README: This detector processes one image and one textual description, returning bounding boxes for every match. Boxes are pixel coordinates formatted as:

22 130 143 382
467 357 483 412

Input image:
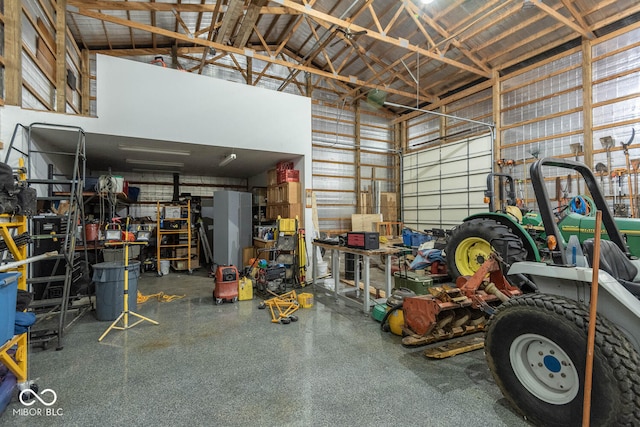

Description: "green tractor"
445 170 640 280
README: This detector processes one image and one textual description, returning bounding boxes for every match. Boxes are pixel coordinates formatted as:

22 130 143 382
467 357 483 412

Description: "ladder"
5 123 90 350
197 219 213 265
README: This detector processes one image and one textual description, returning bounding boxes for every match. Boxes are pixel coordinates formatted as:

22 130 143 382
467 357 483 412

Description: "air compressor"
213 265 239 305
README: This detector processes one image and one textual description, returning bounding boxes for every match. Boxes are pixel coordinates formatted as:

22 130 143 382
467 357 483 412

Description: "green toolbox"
393 271 434 295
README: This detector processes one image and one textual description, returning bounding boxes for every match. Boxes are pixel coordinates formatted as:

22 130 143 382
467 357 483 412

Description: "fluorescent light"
119 145 190 156
131 168 182 174
219 153 236 167
126 159 184 168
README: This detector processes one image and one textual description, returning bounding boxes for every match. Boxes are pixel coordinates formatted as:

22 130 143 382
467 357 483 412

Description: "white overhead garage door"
402 134 492 231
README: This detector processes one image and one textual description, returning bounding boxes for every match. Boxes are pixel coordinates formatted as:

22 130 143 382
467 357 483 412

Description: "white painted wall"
0 54 315 271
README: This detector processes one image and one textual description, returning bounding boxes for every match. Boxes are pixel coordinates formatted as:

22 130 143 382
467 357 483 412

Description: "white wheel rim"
509 333 579 405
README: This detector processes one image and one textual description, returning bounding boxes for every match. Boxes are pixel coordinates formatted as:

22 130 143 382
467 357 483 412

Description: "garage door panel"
402 134 492 230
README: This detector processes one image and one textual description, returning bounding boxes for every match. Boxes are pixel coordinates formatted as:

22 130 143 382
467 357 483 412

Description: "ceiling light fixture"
522 0 536 10
420 0 434 4
125 159 184 168
118 145 190 156
219 153 237 167
131 168 182 174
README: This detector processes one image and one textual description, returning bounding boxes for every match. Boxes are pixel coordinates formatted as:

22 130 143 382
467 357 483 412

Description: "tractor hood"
559 213 640 257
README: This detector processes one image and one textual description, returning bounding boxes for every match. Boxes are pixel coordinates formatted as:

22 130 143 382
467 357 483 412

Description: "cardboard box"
243 247 255 266
267 169 278 187
276 182 301 203
253 238 276 259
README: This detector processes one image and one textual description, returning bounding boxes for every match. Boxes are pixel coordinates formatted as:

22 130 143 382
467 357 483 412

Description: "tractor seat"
583 238 640 297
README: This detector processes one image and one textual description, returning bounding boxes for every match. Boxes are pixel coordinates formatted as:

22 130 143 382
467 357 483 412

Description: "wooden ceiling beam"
404 1 489 73
215 0 244 45
338 51 416 102
72 7 429 102
253 25 272 56
470 3 563 54
233 0 268 48
275 0 489 77
194 0 206 33
484 20 565 65
440 0 501 36
197 0 222 74
560 0 595 38
532 0 593 39
151 0 156 48
304 16 336 76
68 0 220 13
453 3 521 51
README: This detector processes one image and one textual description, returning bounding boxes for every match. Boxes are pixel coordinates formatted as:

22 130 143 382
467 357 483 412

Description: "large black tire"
445 218 528 280
485 294 640 427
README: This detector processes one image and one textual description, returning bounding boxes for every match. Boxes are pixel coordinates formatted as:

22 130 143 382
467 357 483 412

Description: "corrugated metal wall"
591 26 640 216
311 100 396 234
17 0 82 113
499 48 584 209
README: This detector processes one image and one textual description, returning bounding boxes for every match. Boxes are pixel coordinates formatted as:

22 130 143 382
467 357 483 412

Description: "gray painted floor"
1 268 530 426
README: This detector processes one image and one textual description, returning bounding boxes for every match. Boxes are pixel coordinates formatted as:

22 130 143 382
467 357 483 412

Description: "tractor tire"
445 218 528 280
485 293 640 427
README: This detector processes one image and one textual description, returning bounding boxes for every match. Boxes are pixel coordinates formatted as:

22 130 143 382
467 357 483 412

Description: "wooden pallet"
423 336 485 359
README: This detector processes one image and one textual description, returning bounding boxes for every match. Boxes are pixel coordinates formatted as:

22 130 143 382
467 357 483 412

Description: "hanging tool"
570 143 583 194
600 135 615 198
621 129 636 217
595 162 608 195
632 158 640 218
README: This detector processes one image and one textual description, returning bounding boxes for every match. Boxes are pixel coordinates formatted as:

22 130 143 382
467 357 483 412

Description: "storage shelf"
156 201 199 273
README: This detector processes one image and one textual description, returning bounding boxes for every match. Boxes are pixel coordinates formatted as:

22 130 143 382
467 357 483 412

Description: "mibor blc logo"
13 388 63 417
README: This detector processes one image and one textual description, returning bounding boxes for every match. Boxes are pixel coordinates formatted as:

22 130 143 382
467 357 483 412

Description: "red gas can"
213 265 239 305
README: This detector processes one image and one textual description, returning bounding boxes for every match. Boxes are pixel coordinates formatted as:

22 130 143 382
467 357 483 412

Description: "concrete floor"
1 267 530 426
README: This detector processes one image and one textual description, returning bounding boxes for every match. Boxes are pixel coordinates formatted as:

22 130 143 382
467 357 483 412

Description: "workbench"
311 241 402 313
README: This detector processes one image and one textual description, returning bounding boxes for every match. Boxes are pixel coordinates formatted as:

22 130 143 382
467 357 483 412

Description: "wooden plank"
380 192 397 221
55 0 67 113
340 279 387 299
424 336 485 359
36 37 56 80
5 0 22 106
351 213 382 232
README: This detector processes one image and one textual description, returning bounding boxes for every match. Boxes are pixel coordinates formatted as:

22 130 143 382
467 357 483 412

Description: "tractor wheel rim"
455 237 492 276
509 333 579 405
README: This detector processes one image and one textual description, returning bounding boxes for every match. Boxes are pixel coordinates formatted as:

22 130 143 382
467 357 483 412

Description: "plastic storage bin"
92 261 140 321
0 272 21 345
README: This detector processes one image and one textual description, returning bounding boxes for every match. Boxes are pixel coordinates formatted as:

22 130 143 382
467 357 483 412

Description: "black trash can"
92 261 140 321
